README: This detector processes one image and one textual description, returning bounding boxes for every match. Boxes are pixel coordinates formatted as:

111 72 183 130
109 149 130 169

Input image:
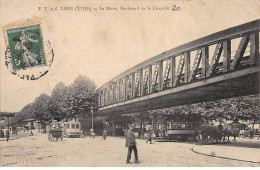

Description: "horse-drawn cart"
48 120 63 142
48 128 63 141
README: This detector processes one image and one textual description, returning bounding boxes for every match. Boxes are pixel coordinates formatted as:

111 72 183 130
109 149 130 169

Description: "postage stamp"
5 24 46 70
4 23 54 80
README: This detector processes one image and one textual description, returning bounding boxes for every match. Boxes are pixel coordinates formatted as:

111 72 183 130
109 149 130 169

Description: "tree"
48 76 96 120
65 75 96 118
32 93 51 121
15 103 35 125
49 82 68 121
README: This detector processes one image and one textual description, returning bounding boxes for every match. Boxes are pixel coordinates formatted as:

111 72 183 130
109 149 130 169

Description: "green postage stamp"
5 24 46 70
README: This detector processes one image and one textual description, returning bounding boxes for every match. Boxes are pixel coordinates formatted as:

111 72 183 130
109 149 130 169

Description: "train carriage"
166 121 202 140
63 120 81 138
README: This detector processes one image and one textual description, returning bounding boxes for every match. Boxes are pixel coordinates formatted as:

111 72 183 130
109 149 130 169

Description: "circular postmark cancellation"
4 23 54 80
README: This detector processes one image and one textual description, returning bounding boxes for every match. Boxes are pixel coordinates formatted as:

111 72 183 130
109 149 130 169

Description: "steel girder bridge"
95 20 260 115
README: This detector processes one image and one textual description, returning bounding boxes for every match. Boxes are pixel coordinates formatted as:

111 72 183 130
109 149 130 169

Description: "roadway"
0 132 259 167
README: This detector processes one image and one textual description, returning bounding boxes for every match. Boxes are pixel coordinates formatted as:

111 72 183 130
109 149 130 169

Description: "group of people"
87 128 108 140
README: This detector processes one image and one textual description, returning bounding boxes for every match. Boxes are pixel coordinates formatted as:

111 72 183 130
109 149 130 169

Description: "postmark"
4 23 54 80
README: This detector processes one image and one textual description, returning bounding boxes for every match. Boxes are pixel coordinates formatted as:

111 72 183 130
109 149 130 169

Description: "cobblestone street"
0 132 259 167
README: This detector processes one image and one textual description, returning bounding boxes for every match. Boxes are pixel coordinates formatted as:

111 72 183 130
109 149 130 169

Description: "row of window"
64 124 80 129
168 123 201 129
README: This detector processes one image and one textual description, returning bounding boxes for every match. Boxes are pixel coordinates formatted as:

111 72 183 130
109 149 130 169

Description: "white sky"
0 0 259 112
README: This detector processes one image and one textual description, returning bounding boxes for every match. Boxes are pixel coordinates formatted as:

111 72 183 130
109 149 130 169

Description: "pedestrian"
250 128 254 139
90 128 95 138
80 129 84 138
125 125 140 164
6 129 9 142
124 127 128 136
103 129 107 140
141 128 145 140
146 126 153 144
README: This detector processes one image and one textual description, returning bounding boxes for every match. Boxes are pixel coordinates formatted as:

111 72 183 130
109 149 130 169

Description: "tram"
63 120 81 138
166 121 202 140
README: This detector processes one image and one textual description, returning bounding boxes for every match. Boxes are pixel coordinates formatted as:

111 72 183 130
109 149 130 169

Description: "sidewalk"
0 131 30 141
192 138 260 164
0 135 19 141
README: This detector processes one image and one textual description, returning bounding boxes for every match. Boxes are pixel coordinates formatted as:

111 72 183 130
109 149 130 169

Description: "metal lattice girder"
111 83 114 104
119 79 123 101
126 75 131 100
107 86 111 105
188 49 202 82
173 54 185 86
143 68 149 95
103 90 105 106
206 43 223 77
152 64 159 92
98 92 101 107
201 46 209 78
223 39 231 72
184 51 191 83
135 72 140 97
100 91 103 107
250 32 259 65
131 73 135 98
230 36 250 70
148 65 153 93
163 59 171 89
124 77 127 101
122 79 125 101
139 69 143 96
106 88 109 105
102 91 105 106
104 88 107 106
116 82 119 102
158 60 163 91
114 83 117 103
110 85 112 104
170 57 176 87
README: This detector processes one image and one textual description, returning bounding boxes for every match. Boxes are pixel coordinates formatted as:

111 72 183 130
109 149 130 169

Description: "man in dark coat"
125 125 139 164
6 129 10 142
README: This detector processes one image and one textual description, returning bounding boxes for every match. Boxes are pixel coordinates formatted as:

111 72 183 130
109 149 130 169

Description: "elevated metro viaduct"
95 20 260 115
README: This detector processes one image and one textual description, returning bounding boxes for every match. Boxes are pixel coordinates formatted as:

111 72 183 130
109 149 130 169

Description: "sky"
0 0 259 112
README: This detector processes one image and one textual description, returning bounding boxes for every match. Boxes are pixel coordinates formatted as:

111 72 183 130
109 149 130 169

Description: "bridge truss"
96 20 260 114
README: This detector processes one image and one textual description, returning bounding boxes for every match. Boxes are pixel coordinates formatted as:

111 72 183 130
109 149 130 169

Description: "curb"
191 147 260 164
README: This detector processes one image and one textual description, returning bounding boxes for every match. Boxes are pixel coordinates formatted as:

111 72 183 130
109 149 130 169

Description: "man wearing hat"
125 125 140 164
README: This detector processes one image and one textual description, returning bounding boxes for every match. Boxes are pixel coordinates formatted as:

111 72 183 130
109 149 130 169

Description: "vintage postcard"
0 0 259 167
